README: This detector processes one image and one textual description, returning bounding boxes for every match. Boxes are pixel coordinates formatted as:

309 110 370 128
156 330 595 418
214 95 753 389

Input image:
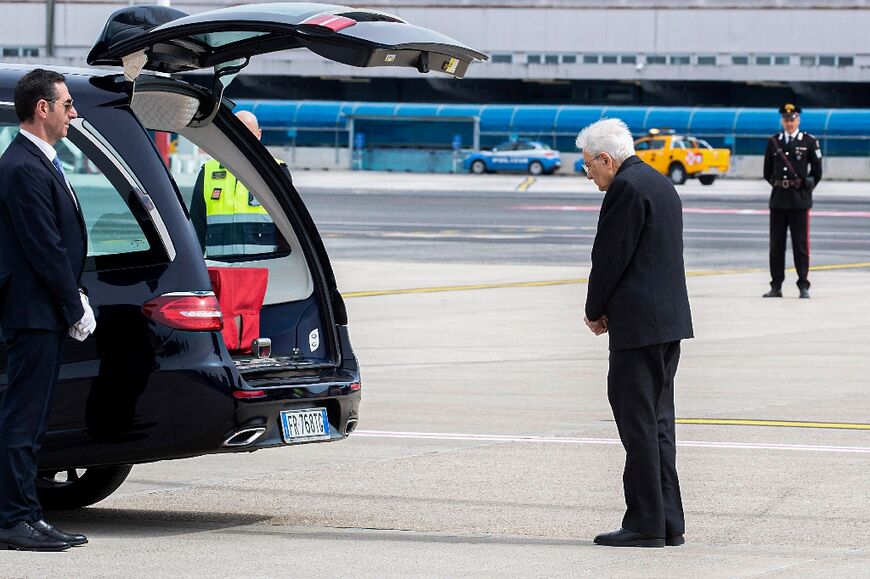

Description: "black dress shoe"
666 534 685 546
799 288 810 299
0 521 70 551
763 288 783 298
593 528 664 548
33 519 88 546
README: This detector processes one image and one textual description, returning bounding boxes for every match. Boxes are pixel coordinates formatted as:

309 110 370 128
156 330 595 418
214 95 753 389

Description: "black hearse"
0 3 485 509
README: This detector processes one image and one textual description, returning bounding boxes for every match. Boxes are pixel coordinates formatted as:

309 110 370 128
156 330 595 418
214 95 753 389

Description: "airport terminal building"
2 0 868 107
1 0 868 175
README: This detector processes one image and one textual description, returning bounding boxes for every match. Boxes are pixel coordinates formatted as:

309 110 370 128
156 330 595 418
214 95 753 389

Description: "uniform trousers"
0 329 65 527
769 208 810 290
608 341 684 538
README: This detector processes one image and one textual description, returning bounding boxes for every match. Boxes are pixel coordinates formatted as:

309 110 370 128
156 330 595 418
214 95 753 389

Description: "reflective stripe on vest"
201 158 278 257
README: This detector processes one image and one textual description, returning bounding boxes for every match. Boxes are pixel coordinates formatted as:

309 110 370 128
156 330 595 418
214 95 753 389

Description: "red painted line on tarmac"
810 210 870 218
510 205 870 218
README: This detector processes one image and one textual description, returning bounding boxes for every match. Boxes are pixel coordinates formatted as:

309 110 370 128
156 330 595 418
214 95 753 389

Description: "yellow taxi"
634 129 731 185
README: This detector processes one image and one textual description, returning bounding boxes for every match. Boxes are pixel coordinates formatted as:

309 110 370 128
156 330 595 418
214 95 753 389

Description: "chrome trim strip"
69 117 177 261
160 291 216 297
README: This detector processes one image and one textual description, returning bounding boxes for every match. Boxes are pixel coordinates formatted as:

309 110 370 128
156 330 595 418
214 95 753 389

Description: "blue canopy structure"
236 100 870 156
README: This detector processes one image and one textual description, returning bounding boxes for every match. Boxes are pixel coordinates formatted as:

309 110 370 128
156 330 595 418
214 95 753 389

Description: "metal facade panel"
733 109 777 135
826 110 870 136
512 107 558 132
554 108 605 133
645 109 692 133
479 106 515 132
688 109 738 134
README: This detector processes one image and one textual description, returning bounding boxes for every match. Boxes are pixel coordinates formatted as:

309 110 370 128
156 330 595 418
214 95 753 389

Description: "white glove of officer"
69 291 97 341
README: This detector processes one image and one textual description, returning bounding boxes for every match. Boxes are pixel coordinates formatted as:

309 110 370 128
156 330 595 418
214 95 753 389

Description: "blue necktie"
51 156 78 208
51 155 68 184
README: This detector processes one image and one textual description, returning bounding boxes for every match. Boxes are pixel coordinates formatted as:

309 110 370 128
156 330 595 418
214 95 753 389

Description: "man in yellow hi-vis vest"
190 110 287 258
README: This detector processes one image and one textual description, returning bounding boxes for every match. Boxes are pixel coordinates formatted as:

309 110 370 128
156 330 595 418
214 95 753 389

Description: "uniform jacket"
585 156 694 351
763 131 823 210
0 133 87 330
190 159 288 255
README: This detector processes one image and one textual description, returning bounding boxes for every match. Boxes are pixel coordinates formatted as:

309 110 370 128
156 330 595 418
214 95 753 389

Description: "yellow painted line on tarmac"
686 266 765 277
343 277 588 298
685 261 870 279
517 176 536 192
342 261 870 299
809 261 870 271
678 418 870 430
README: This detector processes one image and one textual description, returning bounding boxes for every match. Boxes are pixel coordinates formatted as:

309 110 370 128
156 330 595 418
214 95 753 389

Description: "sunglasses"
46 98 74 112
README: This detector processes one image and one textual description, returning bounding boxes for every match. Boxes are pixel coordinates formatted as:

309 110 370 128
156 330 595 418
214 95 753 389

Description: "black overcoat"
585 156 694 351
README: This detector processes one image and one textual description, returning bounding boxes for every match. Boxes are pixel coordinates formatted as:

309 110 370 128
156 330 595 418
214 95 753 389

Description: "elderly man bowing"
578 118 693 548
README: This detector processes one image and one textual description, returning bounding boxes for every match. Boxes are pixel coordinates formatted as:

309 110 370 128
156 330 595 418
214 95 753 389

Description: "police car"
464 139 561 175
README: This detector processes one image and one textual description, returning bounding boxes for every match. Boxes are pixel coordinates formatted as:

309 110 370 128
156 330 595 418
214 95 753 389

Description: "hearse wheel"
37 464 134 509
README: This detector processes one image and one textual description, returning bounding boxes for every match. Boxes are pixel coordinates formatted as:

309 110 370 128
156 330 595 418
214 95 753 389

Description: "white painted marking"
354 430 870 454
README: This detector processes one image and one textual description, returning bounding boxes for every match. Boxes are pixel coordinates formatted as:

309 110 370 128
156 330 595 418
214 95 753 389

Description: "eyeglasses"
46 98 74 112
588 153 607 168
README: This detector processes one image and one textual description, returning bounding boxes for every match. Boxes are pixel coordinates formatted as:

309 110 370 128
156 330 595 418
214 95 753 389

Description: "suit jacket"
585 156 693 351
763 131 823 210
0 133 87 331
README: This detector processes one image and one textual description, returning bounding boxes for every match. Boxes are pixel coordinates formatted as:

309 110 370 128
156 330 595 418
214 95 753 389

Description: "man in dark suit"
0 69 94 551
762 103 823 299
577 118 694 548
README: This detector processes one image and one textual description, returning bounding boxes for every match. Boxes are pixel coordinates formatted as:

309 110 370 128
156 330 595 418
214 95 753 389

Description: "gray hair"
575 118 635 163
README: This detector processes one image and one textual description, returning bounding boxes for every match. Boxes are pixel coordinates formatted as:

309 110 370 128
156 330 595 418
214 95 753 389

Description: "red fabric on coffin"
207 267 268 353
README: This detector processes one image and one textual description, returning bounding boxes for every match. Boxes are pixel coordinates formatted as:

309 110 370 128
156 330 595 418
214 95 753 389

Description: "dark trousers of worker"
0 329 65 528
769 208 810 290
607 341 684 538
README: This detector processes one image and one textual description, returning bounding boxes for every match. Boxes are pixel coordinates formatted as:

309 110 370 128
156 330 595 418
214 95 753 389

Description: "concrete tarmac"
288 169 870 199
1 173 868 577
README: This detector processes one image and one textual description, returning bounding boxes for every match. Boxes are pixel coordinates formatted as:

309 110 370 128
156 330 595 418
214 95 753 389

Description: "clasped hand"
584 315 608 336
68 291 97 341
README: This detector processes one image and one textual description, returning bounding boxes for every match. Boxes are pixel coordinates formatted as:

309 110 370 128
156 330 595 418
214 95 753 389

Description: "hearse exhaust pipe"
222 427 267 447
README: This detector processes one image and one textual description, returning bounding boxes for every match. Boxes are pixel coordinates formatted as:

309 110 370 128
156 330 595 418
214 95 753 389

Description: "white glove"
69 292 97 341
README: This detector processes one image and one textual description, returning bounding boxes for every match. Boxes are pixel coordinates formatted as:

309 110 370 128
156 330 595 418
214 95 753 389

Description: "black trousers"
769 208 810 290
608 341 684 538
0 329 65 527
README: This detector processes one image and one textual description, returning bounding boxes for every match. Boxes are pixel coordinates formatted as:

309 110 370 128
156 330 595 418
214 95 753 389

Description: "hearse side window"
0 112 170 271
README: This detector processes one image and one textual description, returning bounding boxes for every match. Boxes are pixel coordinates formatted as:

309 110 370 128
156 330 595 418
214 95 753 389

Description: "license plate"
279 408 330 443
